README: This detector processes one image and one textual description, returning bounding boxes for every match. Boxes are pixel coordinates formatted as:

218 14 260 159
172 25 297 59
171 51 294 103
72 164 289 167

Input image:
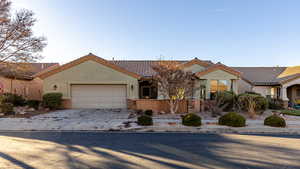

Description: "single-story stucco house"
37 53 300 111
0 63 59 100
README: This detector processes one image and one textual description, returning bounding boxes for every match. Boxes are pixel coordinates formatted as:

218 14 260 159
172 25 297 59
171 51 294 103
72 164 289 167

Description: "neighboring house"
37 53 300 110
234 66 300 106
0 63 59 100
37 53 238 110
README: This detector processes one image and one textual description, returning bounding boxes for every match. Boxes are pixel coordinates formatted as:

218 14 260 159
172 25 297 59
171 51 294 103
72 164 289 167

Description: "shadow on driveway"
0 132 299 169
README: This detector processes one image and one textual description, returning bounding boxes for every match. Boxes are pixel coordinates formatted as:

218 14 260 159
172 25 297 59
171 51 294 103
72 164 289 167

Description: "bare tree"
0 0 10 21
152 61 195 114
0 0 46 67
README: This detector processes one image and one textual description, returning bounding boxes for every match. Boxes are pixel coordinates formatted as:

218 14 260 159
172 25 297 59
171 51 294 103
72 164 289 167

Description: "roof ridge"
109 60 189 61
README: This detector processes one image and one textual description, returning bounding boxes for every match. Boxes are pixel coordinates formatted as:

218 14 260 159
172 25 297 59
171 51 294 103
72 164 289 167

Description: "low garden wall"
128 99 188 113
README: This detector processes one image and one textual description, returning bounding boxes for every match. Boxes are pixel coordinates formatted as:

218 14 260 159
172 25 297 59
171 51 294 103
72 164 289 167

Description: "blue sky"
13 0 300 66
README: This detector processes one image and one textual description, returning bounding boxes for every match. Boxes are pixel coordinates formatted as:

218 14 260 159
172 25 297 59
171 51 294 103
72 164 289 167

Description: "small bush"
137 115 153 126
237 93 268 114
218 112 246 127
182 113 201 126
26 100 41 110
42 92 63 110
216 91 236 111
268 98 284 110
0 93 25 106
264 115 286 127
144 109 153 116
0 103 14 115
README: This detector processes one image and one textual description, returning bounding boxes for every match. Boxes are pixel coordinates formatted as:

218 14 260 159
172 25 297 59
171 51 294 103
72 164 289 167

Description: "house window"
210 80 229 99
141 86 151 98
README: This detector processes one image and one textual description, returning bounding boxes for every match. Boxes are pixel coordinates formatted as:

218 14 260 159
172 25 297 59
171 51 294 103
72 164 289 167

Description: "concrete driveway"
0 132 299 169
0 109 135 130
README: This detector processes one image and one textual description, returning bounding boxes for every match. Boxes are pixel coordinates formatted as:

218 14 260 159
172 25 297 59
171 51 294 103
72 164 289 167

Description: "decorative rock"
27 108 35 112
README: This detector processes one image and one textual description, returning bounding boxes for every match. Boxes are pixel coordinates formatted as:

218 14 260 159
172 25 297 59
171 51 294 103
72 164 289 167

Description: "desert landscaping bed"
0 109 300 134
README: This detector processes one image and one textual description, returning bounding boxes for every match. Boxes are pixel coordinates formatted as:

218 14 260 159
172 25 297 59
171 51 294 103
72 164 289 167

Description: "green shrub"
268 98 284 110
264 115 286 127
182 113 201 126
218 112 246 127
137 115 153 126
0 93 25 106
144 110 153 116
216 91 236 111
0 103 14 115
42 92 63 110
26 100 41 110
237 93 268 113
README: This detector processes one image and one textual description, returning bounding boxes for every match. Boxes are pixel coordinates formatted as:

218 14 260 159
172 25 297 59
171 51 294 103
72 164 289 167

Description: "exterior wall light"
53 84 58 91
131 84 134 91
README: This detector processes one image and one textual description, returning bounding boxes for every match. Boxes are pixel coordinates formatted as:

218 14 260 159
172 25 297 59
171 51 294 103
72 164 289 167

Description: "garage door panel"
71 85 127 109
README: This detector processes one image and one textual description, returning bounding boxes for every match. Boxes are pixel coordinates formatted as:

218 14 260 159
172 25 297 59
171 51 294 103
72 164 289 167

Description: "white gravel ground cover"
0 109 139 131
1 109 300 133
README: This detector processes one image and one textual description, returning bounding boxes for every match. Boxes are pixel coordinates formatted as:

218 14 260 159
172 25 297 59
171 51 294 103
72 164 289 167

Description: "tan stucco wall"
0 76 43 100
237 79 253 94
252 86 272 97
43 60 139 99
200 70 239 99
183 64 205 73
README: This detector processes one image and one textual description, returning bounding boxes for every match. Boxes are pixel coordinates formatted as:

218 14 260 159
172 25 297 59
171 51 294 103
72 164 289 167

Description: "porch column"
281 86 289 108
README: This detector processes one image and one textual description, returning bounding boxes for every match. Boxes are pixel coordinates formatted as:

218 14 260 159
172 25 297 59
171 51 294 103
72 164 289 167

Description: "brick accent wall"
127 99 136 110
133 99 188 113
61 99 72 109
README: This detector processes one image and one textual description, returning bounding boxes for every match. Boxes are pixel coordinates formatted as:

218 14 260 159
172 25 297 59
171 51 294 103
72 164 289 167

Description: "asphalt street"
0 132 299 169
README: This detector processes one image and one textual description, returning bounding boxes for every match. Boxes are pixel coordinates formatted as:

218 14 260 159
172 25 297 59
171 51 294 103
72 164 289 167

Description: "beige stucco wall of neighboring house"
0 76 43 100
183 64 206 73
43 60 139 100
237 79 253 94
200 70 239 99
252 86 272 97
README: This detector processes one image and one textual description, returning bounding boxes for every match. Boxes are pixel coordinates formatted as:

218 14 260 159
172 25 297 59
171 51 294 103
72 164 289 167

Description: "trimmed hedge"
137 115 153 126
268 98 284 110
144 110 153 116
182 113 201 126
0 93 25 106
0 103 14 115
26 100 41 110
42 92 63 110
264 115 286 127
218 112 246 127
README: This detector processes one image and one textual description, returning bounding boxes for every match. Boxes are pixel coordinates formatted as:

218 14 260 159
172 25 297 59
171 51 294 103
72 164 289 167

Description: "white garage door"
71 85 127 109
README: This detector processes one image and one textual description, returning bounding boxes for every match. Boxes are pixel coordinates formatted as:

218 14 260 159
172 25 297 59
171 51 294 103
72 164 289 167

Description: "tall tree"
0 0 46 66
152 61 196 114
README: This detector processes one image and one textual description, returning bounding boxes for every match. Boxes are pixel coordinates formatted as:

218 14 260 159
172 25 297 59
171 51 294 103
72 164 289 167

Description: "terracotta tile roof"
110 60 215 77
0 62 59 80
110 61 300 86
